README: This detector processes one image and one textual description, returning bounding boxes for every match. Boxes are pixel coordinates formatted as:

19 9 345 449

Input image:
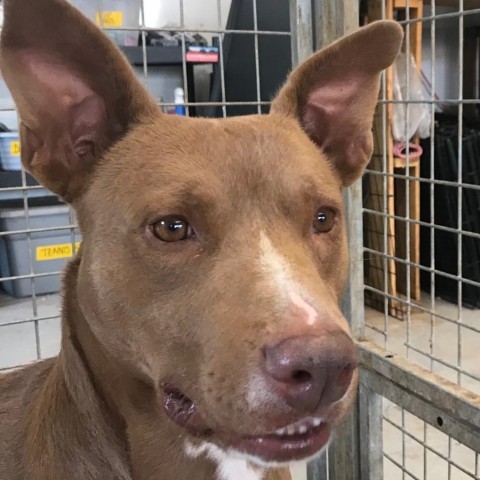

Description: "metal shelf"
119 46 184 66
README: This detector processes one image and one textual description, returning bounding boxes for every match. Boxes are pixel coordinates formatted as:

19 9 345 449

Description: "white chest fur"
185 442 264 480
215 456 263 480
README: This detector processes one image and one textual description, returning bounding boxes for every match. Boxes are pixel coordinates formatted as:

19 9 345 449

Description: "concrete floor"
366 297 480 395
0 292 61 368
0 291 478 479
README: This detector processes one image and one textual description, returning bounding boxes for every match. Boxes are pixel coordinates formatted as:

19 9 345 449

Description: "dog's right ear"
271 21 403 186
0 0 157 201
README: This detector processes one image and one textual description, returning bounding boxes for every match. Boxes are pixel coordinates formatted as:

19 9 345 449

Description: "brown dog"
0 0 402 479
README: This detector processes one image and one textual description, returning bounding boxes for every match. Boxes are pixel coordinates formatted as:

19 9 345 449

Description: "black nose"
263 333 358 412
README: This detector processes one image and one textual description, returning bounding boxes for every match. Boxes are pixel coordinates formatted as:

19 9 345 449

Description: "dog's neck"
49 259 281 480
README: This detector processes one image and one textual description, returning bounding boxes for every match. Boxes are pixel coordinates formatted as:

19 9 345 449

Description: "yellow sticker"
10 141 20 156
36 242 81 262
96 11 123 27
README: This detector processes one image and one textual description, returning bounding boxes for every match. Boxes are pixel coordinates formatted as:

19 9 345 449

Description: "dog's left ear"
271 21 403 186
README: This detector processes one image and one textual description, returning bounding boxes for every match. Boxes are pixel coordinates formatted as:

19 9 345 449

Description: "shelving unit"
121 45 219 118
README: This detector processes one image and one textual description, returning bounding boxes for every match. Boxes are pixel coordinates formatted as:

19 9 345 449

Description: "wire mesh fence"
1 1 479 479
383 401 480 480
359 1 480 479
363 0 480 394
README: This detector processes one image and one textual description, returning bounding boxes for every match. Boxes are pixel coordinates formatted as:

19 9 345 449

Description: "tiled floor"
0 292 478 479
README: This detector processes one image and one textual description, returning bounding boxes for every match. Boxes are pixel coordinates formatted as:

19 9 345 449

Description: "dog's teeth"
286 425 296 435
275 418 323 437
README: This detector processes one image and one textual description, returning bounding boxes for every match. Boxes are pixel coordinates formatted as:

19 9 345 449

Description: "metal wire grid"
383 401 480 480
360 2 480 479
0 0 289 372
1 3 477 480
363 0 480 394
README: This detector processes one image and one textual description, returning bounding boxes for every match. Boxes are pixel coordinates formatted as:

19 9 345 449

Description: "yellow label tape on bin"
36 242 81 262
10 141 20 156
96 11 123 27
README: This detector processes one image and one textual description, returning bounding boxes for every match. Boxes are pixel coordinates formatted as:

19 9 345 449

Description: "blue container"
0 132 21 171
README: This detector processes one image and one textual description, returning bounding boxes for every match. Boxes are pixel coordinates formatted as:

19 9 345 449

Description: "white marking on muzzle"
259 232 318 325
185 442 264 480
247 233 321 410
289 290 318 326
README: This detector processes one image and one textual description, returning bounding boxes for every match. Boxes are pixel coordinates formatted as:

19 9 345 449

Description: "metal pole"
290 0 314 66
307 1 368 480
289 2 316 479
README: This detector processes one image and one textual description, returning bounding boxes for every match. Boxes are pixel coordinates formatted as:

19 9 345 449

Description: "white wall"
144 0 232 35
421 6 480 106
421 7 460 104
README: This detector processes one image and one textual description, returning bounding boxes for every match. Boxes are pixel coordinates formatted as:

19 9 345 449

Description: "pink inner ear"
302 79 361 151
301 76 374 184
18 50 108 149
69 95 109 150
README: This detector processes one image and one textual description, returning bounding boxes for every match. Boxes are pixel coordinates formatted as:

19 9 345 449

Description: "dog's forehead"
96 113 342 211
131 113 329 162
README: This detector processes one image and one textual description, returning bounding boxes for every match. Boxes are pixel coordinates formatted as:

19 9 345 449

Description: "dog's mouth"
162 387 332 463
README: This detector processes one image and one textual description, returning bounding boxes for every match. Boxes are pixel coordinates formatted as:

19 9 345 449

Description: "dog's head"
0 0 402 470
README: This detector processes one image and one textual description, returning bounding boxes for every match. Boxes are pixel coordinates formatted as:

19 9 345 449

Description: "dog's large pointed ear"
271 21 403 186
0 0 158 201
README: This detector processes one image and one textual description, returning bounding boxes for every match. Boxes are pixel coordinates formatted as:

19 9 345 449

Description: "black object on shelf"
120 46 184 66
206 0 291 118
420 117 480 308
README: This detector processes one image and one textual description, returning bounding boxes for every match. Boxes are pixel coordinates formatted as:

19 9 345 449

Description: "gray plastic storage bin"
0 205 81 297
0 132 21 170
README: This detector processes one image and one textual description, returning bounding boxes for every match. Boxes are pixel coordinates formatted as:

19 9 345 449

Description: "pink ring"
393 142 423 159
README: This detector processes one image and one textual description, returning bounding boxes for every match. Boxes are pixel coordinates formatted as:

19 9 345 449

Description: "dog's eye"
152 217 194 242
313 208 336 233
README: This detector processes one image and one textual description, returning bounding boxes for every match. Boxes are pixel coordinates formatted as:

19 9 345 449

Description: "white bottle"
174 87 186 116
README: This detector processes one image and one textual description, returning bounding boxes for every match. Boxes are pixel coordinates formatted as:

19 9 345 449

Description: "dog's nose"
263 333 358 412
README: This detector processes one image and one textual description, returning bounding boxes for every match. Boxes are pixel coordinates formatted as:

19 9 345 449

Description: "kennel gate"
0 1 479 479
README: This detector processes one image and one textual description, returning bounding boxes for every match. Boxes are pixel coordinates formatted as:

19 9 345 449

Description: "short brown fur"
0 1 402 478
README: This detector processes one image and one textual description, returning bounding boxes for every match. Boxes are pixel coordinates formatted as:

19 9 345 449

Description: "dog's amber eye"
152 217 193 242
313 208 336 233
